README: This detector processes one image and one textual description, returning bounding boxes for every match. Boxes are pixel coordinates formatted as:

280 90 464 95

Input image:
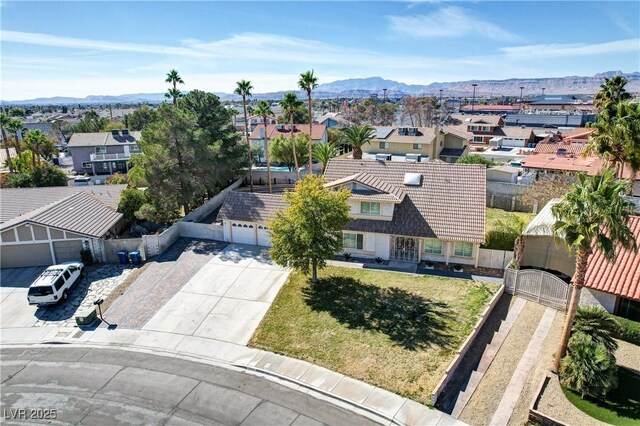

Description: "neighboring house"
217 159 486 266
519 198 640 320
487 166 519 183
525 95 594 112
445 115 535 149
248 124 328 154
67 129 142 175
0 185 127 268
460 104 521 115
363 126 469 163
246 115 277 133
317 113 353 128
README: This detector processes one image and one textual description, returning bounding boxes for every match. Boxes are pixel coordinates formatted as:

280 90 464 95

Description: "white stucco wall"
580 288 617 313
342 232 390 259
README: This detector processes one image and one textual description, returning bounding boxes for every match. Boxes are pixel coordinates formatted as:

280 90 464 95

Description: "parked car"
27 262 84 307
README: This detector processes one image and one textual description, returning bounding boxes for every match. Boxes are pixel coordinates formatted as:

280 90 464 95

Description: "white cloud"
500 38 640 59
387 6 521 41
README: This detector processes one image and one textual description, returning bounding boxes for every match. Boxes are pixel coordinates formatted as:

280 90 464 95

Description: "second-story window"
379 142 389 149
95 146 107 154
360 201 380 215
413 144 422 150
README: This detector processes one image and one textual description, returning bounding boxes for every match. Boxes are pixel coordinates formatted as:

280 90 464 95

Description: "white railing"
90 152 135 161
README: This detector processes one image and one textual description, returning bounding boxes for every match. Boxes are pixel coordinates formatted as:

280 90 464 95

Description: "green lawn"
250 266 499 405
483 208 536 251
563 367 640 426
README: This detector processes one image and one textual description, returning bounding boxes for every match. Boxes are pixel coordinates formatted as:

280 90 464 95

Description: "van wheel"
62 291 68 301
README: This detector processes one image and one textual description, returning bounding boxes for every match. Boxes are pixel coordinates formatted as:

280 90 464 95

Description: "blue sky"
1 1 639 100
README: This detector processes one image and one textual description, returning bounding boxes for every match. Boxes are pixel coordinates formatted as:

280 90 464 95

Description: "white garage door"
231 222 256 245
257 225 272 247
1 243 53 268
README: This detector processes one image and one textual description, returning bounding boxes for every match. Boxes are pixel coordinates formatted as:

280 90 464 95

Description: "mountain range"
3 71 638 105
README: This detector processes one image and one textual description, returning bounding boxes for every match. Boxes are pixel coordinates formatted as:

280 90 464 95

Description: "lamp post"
471 84 477 112
439 89 443 108
519 86 524 110
541 87 545 96
383 88 387 102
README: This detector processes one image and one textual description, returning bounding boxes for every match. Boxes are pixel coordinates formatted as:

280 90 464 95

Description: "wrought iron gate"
391 236 419 262
504 268 571 311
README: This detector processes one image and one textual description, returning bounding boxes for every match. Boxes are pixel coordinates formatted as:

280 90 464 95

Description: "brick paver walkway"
105 238 227 329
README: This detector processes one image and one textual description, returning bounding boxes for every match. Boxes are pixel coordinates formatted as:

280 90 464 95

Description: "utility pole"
541 87 546 96
519 86 524 110
439 89 443 108
383 88 387 102
471 84 478 113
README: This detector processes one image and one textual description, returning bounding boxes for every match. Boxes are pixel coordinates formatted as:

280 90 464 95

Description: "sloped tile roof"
67 131 141 147
217 191 288 223
324 172 406 202
585 215 640 301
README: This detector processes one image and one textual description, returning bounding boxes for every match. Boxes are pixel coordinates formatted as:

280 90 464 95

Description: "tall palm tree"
165 69 185 106
23 130 48 170
342 124 376 160
0 112 14 173
313 142 338 174
234 80 254 191
254 101 274 193
594 76 632 111
279 93 304 180
298 70 319 172
551 169 637 372
7 118 24 156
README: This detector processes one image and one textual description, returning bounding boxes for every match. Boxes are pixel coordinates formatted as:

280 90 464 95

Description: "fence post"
490 194 495 208
511 196 516 211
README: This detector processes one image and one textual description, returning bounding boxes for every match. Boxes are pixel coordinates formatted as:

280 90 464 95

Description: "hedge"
611 314 640 346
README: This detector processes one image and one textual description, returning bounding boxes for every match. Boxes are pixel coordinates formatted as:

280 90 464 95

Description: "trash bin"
117 250 129 265
129 251 141 265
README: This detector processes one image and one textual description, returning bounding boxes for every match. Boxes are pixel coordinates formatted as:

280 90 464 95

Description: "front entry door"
391 236 419 262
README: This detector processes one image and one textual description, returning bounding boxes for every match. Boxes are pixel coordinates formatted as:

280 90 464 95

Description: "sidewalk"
0 325 467 426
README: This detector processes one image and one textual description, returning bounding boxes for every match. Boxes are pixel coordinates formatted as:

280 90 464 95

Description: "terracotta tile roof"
248 124 326 141
584 215 640 301
533 142 586 155
324 159 486 243
217 191 288 223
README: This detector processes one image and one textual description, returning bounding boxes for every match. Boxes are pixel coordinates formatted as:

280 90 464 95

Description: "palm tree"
551 168 637 372
254 101 274 193
165 69 185 106
313 142 338 174
0 112 14 173
594 76 632 111
298 70 319 172
7 118 24 156
587 100 640 180
279 93 304 180
234 80 254 191
23 130 48 170
572 306 620 355
342 124 375 160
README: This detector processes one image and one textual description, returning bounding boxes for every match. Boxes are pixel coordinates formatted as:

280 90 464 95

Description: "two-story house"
248 124 328 155
216 159 486 267
67 129 142 175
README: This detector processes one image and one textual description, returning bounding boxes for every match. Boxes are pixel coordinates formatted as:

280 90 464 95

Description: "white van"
27 262 84 307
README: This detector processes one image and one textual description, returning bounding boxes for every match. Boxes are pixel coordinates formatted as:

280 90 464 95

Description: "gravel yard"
459 301 547 426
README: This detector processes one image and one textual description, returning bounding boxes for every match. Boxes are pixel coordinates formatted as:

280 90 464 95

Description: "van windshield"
28 286 54 296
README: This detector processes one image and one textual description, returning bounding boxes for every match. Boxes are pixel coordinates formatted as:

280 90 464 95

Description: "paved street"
0 265 135 329
0 346 378 425
142 244 289 344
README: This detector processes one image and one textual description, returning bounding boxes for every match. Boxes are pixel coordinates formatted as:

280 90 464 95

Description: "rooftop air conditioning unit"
403 173 422 186
375 153 390 162
111 129 119 137
405 153 420 163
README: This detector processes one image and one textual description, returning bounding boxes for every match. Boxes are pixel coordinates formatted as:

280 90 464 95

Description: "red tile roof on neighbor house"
584 215 640 301
248 124 326 141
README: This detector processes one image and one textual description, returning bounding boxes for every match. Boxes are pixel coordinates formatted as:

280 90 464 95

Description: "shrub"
3 163 68 188
375 257 383 264
106 172 128 185
80 248 94 266
573 306 619 355
342 253 352 261
560 331 618 399
455 154 497 167
117 188 146 224
611 315 640 346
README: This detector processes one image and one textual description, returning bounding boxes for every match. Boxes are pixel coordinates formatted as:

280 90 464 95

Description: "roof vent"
376 153 390 162
405 153 420 163
404 173 422 186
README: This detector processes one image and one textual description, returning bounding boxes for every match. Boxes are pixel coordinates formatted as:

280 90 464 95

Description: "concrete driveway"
0 267 45 328
143 244 289 345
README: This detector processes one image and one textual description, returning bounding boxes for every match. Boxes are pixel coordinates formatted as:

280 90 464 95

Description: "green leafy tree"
313 142 338 174
298 70 319 171
254 100 274 193
280 93 305 179
551 169 637 371
165 69 185 107
573 306 620 355
8 107 25 117
124 105 159 130
101 121 126 132
0 112 14 173
117 188 146 224
594 75 632 111
23 130 50 170
106 172 128 185
73 110 109 133
270 134 308 173
456 154 497 167
342 124 375 160
3 163 68 188
234 79 254 191
560 331 618 399
270 175 351 281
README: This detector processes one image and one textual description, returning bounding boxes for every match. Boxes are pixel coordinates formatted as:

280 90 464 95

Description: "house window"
473 136 484 143
413 144 422 150
617 297 640 321
95 146 107 154
360 201 380 215
379 142 389 149
454 241 473 257
343 233 363 250
482 126 490 132
423 238 442 254
471 125 479 131
82 162 92 169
